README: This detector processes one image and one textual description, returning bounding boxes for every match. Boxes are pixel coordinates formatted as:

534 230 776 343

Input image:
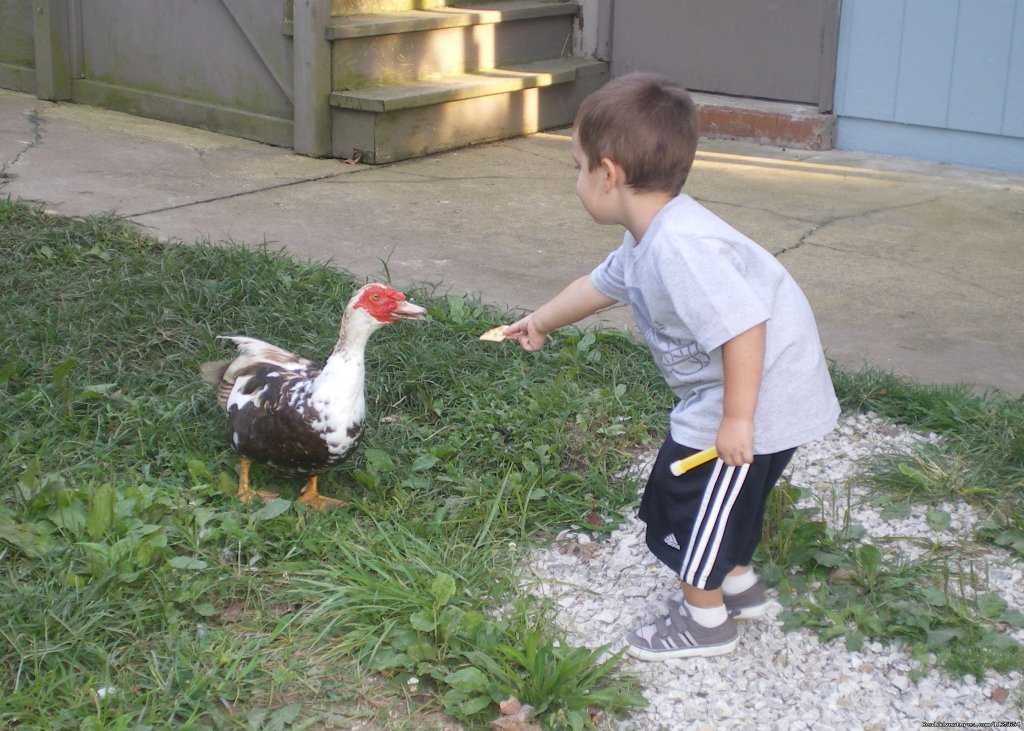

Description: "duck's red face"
352 283 427 323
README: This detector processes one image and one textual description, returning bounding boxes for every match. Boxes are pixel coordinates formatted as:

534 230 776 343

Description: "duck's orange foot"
297 476 347 511
236 458 278 502
297 492 347 511
237 485 280 503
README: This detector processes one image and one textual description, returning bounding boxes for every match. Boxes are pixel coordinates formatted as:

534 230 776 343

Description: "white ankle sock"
684 600 728 628
722 569 758 596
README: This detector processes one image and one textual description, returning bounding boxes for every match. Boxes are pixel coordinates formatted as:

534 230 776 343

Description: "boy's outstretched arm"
505 274 617 352
717 322 766 466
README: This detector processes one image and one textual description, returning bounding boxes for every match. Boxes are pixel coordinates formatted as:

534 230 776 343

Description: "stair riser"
332 69 606 163
330 0 446 16
332 16 573 90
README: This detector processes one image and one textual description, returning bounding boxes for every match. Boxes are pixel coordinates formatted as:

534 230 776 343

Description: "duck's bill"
393 301 428 320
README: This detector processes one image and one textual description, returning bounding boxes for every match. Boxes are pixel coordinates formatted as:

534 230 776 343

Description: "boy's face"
572 132 616 225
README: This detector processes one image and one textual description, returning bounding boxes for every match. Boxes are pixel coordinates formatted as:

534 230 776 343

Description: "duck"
200 283 427 510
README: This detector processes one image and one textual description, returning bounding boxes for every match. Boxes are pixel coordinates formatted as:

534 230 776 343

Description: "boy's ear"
599 157 626 189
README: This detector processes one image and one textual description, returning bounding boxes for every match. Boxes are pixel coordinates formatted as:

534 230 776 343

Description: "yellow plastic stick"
669 446 719 476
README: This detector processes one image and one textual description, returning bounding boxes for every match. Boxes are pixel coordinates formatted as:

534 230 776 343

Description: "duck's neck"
311 314 376 411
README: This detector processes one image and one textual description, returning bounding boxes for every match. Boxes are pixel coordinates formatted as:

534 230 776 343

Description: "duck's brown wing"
203 335 315 409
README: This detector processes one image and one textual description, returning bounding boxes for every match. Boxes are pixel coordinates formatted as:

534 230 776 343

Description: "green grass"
0 199 654 729
831 367 1024 556
2 199 1022 727
759 370 1024 682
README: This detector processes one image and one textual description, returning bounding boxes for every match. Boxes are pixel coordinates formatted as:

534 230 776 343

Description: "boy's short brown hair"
574 72 699 194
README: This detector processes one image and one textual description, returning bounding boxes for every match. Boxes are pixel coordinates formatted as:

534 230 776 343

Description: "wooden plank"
33 0 72 100
835 0 904 120
329 58 591 112
72 78 293 147
331 65 606 163
574 0 612 61
325 1 578 40
894 0 957 128
817 0 841 112
292 0 332 157
0 1 36 69
948 0 1016 135
72 1 291 117
221 0 293 103
0 63 37 94
1002 0 1024 137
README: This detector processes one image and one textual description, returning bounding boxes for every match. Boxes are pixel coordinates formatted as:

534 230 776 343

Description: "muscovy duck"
200 283 427 510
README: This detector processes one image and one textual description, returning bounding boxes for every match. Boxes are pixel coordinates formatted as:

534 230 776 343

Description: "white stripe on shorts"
679 460 751 588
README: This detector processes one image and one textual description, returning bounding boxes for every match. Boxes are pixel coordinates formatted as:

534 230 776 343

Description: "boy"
503 72 840 660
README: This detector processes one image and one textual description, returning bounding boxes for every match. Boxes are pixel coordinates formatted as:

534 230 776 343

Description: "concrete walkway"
3 89 1022 396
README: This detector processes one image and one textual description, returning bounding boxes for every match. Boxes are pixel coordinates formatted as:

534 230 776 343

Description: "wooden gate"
74 0 295 146
0 0 305 149
0 1 44 94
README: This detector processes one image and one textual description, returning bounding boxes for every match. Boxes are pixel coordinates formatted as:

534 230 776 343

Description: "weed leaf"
410 611 436 632
254 498 292 521
412 453 440 472
925 508 951 532
0 515 57 556
445 666 490 693
86 483 116 539
431 573 457 606
168 556 209 570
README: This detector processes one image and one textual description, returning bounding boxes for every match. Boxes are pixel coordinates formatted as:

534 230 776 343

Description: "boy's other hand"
716 416 754 466
504 317 547 352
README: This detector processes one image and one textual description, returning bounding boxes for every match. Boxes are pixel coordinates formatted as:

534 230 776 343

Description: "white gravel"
521 413 1023 730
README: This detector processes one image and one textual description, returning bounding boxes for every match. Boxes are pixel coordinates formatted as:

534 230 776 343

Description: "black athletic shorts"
638 434 796 590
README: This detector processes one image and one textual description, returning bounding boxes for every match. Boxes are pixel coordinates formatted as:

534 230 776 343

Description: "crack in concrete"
503 138 575 166
760 195 1007 297
693 193 1002 293
1 108 44 181
127 164 572 219
693 195 944 258
347 168 572 184
125 170 354 218
801 235 1009 298
775 196 944 257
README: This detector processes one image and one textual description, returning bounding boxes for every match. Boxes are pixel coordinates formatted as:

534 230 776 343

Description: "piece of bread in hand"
479 326 508 342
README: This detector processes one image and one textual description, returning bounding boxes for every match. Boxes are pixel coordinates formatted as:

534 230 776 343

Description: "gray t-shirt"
590 194 839 454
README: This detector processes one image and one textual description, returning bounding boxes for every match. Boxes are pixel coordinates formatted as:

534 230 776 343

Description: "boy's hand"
718 322 764 467
502 275 615 353
504 317 547 352
716 416 754 466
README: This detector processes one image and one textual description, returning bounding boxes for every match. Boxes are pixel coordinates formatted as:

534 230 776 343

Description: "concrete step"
328 1 578 89
692 93 836 150
330 56 607 163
